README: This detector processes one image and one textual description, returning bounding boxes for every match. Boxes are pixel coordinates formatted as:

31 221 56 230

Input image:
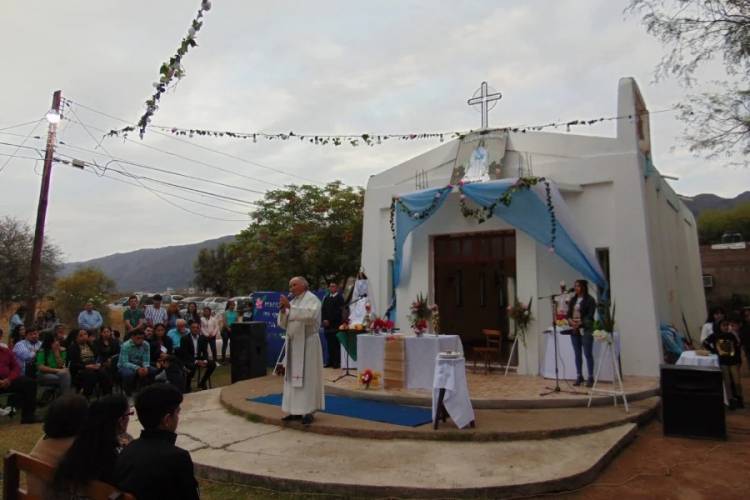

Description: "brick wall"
700 244 750 305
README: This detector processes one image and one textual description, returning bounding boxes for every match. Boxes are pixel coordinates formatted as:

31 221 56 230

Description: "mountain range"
62 235 235 293
62 191 749 292
681 191 750 218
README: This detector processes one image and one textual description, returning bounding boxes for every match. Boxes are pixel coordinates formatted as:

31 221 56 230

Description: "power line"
0 152 43 161
150 128 323 185
0 137 261 211
53 143 267 195
64 98 314 186
62 108 254 222
0 140 46 154
0 130 43 140
55 155 258 208
0 118 44 173
0 119 45 132
70 164 253 218
63 114 289 189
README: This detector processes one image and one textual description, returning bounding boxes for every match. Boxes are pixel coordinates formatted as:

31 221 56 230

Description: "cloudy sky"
1 0 747 262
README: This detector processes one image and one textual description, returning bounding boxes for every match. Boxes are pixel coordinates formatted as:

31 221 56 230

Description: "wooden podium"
384 335 405 389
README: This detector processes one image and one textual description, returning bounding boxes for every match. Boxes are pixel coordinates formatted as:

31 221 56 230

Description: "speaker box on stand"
661 364 726 439
230 321 267 383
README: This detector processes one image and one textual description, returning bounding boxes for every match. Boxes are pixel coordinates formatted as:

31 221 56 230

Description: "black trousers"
75 368 113 397
5 376 37 421
325 330 341 368
186 361 216 392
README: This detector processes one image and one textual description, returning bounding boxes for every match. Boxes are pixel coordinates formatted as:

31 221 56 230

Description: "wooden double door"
434 231 516 352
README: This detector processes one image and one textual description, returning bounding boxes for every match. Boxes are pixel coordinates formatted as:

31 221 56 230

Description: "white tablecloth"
540 329 620 382
676 351 719 368
356 334 463 389
433 357 474 429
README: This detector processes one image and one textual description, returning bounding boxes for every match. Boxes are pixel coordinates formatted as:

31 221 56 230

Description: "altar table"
540 329 620 382
356 334 463 390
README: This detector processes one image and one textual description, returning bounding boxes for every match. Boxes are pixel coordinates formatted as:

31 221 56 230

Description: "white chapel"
360 78 706 378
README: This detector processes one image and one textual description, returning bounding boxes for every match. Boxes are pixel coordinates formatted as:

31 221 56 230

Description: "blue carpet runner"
249 393 432 427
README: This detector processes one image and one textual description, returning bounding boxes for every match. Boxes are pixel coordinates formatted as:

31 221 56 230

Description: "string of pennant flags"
107 108 673 147
104 0 676 147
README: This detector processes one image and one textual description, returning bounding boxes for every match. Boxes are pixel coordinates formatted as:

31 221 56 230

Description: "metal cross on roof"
467 81 502 129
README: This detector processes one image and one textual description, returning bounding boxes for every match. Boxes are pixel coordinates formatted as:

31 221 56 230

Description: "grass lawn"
0 363 328 500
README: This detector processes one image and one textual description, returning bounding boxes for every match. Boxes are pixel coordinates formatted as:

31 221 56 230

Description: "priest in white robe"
278 276 325 425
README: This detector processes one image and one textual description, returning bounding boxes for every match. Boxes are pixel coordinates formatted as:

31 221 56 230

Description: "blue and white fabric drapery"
391 179 607 300
392 185 453 289
460 179 607 290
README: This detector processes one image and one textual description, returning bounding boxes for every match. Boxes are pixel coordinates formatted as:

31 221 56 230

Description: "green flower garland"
109 0 213 139
458 177 558 250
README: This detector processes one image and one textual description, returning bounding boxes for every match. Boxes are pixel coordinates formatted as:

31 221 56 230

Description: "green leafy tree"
228 181 364 291
54 267 115 325
628 0 750 162
193 243 234 296
0 216 62 307
698 201 750 244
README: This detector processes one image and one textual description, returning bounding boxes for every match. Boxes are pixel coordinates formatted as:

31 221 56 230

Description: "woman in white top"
700 307 725 343
200 306 221 363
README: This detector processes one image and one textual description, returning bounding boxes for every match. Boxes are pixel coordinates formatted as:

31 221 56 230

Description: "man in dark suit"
178 322 216 392
321 282 345 368
114 384 199 500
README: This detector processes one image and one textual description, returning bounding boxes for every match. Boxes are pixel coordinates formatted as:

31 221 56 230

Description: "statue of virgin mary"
463 140 490 182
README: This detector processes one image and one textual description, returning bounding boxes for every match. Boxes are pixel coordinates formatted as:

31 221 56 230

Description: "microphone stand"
539 291 580 396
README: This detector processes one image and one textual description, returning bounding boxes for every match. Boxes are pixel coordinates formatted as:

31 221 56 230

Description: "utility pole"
26 90 62 326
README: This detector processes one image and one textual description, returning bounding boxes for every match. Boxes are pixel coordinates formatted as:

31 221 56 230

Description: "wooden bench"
3 450 135 500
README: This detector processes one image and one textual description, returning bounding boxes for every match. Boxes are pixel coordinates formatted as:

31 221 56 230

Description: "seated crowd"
1 294 235 423
3 297 216 498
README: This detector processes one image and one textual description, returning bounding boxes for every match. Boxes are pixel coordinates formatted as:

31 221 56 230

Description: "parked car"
111 296 129 307
202 297 228 315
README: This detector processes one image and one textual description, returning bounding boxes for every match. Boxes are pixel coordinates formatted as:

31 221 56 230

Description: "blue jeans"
570 332 594 380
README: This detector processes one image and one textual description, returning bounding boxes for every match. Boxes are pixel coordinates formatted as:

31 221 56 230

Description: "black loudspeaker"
661 364 726 439
230 322 267 383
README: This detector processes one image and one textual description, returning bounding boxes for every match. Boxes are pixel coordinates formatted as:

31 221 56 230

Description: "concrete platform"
144 388 641 498
322 368 659 409
221 375 659 441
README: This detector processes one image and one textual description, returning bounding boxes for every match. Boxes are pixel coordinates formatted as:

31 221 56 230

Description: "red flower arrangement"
371 317 395 333
358 368 381 389
409 292 434 336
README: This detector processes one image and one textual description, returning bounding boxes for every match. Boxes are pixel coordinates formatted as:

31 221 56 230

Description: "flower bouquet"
358 368 381 389
507 297 534 346
593 301 615 344
409 293 432 336
371 317 395 334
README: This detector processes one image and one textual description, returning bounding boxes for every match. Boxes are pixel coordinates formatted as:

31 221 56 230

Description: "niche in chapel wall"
450 130 508 185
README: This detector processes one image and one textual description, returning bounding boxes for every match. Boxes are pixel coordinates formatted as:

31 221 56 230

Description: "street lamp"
45 109 61 124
